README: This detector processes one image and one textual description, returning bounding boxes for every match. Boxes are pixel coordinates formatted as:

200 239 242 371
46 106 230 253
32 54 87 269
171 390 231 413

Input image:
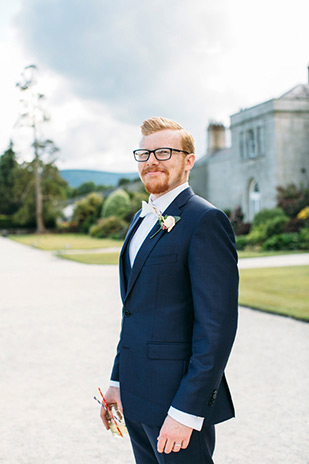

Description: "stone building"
191 80 309 221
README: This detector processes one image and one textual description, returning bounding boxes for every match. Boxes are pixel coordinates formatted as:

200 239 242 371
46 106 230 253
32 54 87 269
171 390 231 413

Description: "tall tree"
12 158 68 229
0 142 20 215
16 64 55 233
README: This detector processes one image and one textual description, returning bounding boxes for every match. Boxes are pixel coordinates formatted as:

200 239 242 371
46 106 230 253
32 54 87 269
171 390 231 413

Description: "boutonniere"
150 214 181 239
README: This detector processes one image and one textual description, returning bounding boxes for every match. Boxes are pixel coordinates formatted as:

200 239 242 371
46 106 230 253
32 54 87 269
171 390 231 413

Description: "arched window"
248 179 261 221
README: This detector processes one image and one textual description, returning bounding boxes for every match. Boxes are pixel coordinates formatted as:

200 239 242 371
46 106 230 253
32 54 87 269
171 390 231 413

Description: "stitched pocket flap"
147 342 191 360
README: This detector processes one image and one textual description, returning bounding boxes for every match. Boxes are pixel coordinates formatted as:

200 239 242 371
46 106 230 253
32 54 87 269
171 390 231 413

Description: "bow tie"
140 201 161 218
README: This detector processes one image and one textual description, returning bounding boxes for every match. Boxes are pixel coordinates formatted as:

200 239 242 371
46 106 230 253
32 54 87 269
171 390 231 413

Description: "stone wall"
191 92 309 221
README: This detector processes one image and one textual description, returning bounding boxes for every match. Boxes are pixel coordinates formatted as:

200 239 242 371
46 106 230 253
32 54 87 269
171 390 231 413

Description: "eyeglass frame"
133 147 190 162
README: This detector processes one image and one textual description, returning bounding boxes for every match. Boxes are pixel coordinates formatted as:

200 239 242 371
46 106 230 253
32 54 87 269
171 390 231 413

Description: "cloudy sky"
1 0 308 173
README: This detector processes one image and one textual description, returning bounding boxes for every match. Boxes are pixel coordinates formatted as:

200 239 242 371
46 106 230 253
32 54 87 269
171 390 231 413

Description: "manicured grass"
9 234 123 250
8 234 309 321
239 265 309 321
10 234 305 256
58 252 120 265
237 250 305 259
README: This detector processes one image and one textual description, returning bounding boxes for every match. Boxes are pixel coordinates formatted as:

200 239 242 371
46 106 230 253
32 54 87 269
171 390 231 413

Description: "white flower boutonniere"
150 214 181 239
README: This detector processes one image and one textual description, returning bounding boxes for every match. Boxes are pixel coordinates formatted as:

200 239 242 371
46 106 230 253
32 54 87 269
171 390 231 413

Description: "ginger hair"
140 116 195 154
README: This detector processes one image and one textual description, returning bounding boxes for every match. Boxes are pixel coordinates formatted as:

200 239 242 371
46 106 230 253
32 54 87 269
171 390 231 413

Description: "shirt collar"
149 182 189 215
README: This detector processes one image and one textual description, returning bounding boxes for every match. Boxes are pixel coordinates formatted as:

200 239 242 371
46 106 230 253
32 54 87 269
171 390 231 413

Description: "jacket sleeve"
171 208 239 418
110 350 120 382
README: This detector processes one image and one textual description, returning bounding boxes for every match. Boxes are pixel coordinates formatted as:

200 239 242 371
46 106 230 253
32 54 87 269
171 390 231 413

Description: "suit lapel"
119 213 142 301
124 187 194 303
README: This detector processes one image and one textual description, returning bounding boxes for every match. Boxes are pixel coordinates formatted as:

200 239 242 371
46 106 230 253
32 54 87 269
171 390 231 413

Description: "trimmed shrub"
79 215 97 234
90 216 127 239
72 192 103 232
252 208 287 227
264 216 289 238
102 189 131 219
246 208 289 246
299 228 309 250
263 233 299 251
236 236 247 251
246 225 267 246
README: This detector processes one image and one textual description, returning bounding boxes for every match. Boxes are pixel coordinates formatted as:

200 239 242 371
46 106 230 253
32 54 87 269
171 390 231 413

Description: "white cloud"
0 0 308 172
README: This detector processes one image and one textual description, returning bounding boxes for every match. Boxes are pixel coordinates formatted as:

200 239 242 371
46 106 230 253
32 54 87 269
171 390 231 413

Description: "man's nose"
146 152 159 165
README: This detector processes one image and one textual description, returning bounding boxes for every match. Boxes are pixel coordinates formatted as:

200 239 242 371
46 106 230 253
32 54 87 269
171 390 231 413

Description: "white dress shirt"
111 182 204 431
129 182 189 266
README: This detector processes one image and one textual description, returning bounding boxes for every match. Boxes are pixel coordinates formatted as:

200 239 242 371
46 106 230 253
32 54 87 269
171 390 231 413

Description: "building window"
248 179 261 220
247 130 255 158
239 132 245 159
256 126 264 156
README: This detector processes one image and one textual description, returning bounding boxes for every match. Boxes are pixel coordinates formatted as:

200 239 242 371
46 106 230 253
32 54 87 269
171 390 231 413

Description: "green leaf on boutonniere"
150 215 181 239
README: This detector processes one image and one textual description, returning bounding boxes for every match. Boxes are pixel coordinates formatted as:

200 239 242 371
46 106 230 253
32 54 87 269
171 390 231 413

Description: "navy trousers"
125 416 215 464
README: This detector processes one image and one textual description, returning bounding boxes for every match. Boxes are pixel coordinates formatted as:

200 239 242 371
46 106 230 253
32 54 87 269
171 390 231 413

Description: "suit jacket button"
124 310 131 317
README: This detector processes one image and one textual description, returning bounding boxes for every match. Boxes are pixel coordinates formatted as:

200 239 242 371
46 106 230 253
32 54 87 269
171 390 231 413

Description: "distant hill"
60 169 138 188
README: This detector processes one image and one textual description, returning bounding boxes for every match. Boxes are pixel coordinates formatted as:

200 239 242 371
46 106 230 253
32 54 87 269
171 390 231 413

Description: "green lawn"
10 234 306 257
237 250 305 259
58 252 120 265
9 234 123 250
9 234 309 321
239 266 309 321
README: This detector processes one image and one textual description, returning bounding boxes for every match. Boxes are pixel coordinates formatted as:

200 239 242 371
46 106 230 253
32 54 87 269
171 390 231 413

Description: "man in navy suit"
101 117 238 463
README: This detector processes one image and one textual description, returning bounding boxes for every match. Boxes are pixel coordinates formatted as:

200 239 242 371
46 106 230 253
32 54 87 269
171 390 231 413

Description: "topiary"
236 236 247 251
252 208 287 227
245 225 267 246
264 216 289 238
262 233 299 251
89 216 127 239
299 228 309 250
101 189 131 219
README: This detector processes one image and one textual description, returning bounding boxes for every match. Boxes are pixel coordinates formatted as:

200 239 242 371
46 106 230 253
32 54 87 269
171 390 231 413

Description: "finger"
157 436 167 454
117 401 123 416
163 439 175 454
100 407 110 430
182 430 193 449
173 443 182 453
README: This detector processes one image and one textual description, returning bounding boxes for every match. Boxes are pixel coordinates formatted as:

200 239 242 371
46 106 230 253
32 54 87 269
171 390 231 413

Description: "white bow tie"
140 201 161 218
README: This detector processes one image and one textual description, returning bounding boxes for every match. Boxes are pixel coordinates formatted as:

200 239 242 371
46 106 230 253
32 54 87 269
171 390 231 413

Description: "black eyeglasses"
133 147 189 162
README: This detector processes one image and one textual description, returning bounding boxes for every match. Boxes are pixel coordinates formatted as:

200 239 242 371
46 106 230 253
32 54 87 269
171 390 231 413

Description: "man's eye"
156 150 169 156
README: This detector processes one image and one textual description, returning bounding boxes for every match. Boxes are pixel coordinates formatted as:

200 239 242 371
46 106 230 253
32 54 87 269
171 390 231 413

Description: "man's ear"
185 153 195 172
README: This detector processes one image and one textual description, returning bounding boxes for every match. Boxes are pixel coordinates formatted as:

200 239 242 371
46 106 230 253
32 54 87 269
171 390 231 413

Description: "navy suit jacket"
111 187 239 427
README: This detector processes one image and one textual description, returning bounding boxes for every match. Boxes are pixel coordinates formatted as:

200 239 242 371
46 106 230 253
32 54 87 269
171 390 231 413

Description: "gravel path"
0 237 308 463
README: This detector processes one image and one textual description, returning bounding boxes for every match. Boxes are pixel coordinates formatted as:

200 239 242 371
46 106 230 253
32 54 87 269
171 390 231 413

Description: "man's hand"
157 415 193 454
100 386 123 430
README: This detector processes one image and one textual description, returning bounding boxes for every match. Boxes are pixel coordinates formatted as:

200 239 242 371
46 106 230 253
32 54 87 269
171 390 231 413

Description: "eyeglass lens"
134 148 172 161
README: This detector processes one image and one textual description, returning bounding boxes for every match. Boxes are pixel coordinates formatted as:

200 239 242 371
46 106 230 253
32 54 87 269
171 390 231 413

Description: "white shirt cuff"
168 406 204 431
110 380 120 388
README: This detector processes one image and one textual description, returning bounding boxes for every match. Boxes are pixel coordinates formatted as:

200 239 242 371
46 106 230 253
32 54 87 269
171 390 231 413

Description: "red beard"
140 169 170 195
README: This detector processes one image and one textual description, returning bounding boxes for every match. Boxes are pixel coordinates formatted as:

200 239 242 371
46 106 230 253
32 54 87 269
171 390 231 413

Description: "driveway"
239 252 309 269
0 238 308 463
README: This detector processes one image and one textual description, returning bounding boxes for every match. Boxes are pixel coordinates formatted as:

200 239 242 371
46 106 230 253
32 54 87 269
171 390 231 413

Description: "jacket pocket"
147 342 191 360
